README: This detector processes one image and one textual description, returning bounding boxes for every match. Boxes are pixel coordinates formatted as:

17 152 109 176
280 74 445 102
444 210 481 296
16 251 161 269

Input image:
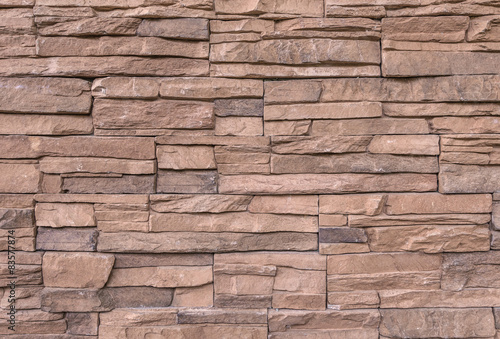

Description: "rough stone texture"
2 2 500 337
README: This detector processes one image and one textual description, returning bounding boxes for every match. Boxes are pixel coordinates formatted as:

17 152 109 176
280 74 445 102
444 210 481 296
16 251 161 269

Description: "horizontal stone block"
150 212 318 233
467 15 500 42
380 289 500 308
157 145 216 170
36 227 97 251
368 135 439 155
157 170 217 194
320 194 385 216
35 203 95 227
264 120 311 136
265 80 322 104
219 174 437 194
385 193 492 214
384 102 500 117
320 243 370 255
138 18 209 40
274 267 326 294
92 77 159 99
114 253 213 268
215 117 263 136
0 163 40 193
177 308 267 324
248 195 318 215
151 194 251 213
98 232 318 253
62 175 155 194
160 78 263 99
272 292 326 310
215 252 326 271
328 291 380 310
272 136 371 154
265 102 382 121
349 213 490 226
440 164 500 193
156 135 270 147
99 308 178 326
328 271 441 291
382 16 469 42
311 118 429 135
38 18 141 36
0 77 91 114
215 99 263 117
40 157 155 175
214 0 323 17
0 208 33 229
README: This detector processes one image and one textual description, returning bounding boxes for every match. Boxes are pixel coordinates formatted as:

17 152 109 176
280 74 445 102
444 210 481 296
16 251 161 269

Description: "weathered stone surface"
99 308 178 326
35 194 148 204
272 292 326 311
272 154 438 174
215 99 263 117
98 232 318 253
42 252 114 288
138 18 209 40
467 15 500 42
380 308 496 338
320 194 385 216
150 211 318 233
274 267 326 294
0 262 40 285
265 102 382 121
311 118 429 135
320 228 367 243
382 16 469 42
380 289 500 308
156 135 270 147
326 4 386 18
368 135 440 155
114 253 213 268
0 136 155 160
215 117 263 136
216 252 326 271
440 164 500 193
0 57 209 77
328 291 380 310
172 284 214 307
272 136 371 154
215 294 272 309
157 170 217 194
92 77 159 99
441 252 500 291
66 313 98 336
214 0 324 17
0 208 33 229
215 273 274 295
0 163 40 193
35 203 94 227
268 309 380 332
0 114 92 135
37 36 209 58
0 77 90 114
178 308 267 324
328 271 441 291
36 227 97 251
93 99 213 130
265 80 322 104
384 102 500 117
157 145 216 170
431 117 500 134
321 75 500 103
211 19 275 33
40 157 155 175
38 18 141 36
219 174 437 194
367 225 491 253
211 40 379 65
385 193 492 214
248 195 318 215
107 266 212 288
151 194 251 213
160 78 263 99
62 175 155 194
264 120 311 136
349 213 490 226
320 243 370 255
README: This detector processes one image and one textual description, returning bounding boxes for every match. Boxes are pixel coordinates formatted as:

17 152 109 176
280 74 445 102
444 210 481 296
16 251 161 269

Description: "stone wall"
1 0 500 338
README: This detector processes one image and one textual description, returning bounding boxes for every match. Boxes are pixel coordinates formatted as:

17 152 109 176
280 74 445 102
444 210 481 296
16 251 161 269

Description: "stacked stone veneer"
2 0 500 338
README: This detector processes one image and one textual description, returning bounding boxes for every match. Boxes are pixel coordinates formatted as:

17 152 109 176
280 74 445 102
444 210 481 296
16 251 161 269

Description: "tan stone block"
0 163 39 193
271 153 438 174
320 243 370 255
151 194 251 213
328 291 379 310
274 267 325 294
320 194 385 216
215 252 326 271
494 203 500 230
215 117 263 136
211 63 380 78
61 175 155 194
382 16 469 42
349 213 490 226
40 157 155 175
270 329 379 339
66 313 98 336
37 36 209 58
214 0 323 17
35 203 96 227
219 173 437 194
98 232 318 253
160 77 263 99
92 77 159 99
215 145 269 164
327 5 386 18
171 284 214 307
268 309 380 332
431 116 500 133
0 77 90 114
41 174 62 194
311 118 429 136
384 102 500 117
386 193 492 214
265 102 382 121
157 170 217 194
35 194 148 205
150 212 318 233
0 136 155 160
264 80 322 104
0 194 34 209
264 120 311 136
248 195 318 215
0 319 67 335
380 308 496 338
113 253 213 268
157 145 215 170
275 17 380 32
211 40 379 65
93 99 214 130
211 19 275 33
214 263 276 276
0 57 209 77
367 225 491 253
1 286 42 310
178 308 266 324
380 289 500 308
38 18 141 36
107 266 213 288
272 136 371 154
99 308 178 327
319 215 347 227
156 135 270 147
215 274 274 295
42 252 114 288
0 9 34 35
272 292 326 310
468 15 500 42
0 263 40 285
138 18 208 40
368 135 439 155
440 164 500 193
218 163 270 175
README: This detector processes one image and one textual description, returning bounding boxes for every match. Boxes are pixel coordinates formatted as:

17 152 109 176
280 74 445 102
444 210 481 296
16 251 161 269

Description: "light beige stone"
92 77 159 99
160 77 263 99
385 193 492 214
349 213 490 226
384 102 500 116
35 203 95 227
40 157 155 175
264 80 322 104
157 146 216 170
211 19 275 33
272 293 326 310
467 15 500 42
272 136 371 154
440 164 500 193
368 135 440 155
328 291 379 310
171 284 214 307
138 18 208 40
215 252 326 271
264 120 311 136
0 114 90 135
215 274 274 295
320 243 370 255
380 289 500 308
274 267 326 294
214 0 324 17
215 117 263 136
0 163 40 193
328 271 441 291
311 118 429 135
382 16 469 42
38 18 141 36
42 252 114 288
248 195 318 215
150 194 251 213
320 194 385 216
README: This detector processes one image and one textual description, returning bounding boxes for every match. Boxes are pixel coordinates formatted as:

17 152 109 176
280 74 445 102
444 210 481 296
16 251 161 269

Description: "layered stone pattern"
1 0 500 338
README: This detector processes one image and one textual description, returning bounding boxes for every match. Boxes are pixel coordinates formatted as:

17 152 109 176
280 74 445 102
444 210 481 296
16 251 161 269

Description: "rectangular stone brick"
36 227 97 251
264 80 322 104
248 195 318 215
0 208 33 229
157 145 216 170
215 117 263 136
138 18 209 40
385 193 492 214
35 203 95 227
40 157 155 175
157 170 217 194
368 135 440 155
440 164 500 193
38 17 141 36
380 289 500 308
214 0 324 17
160 78 263 99
62 175 155 194
265 102 382 121
0 114 92 135
311 118 429 135
382 16 469 42
272 136 371 154
0 163 39 193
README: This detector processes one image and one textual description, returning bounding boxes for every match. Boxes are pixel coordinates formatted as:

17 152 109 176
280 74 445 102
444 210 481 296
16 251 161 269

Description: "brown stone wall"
1 0 500 338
